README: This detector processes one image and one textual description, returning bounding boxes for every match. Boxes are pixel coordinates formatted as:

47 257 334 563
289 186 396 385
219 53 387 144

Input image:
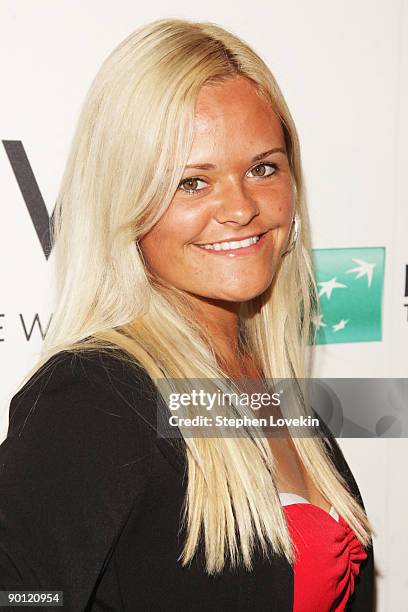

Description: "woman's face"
139 75 295 303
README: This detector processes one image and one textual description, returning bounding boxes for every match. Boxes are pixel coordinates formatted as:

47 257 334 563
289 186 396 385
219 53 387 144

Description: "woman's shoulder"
7 348 158 441
1 349 161 491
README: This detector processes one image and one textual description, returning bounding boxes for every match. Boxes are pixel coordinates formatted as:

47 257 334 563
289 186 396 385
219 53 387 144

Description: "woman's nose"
214 178 260 225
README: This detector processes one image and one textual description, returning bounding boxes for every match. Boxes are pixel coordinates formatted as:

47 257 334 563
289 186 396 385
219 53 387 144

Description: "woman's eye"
178 177 207 193
177 163 277 194
247 163 277 178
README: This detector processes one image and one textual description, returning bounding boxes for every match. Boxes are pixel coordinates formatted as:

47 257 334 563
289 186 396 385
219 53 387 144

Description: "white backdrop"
1 1 407 609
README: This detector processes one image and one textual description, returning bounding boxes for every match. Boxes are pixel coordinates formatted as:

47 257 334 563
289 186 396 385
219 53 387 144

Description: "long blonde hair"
21 18 374 573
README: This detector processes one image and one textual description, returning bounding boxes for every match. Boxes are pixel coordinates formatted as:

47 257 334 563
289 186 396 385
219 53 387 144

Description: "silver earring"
281 214 300 257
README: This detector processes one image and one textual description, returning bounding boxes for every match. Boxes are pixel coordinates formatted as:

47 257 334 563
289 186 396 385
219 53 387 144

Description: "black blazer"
0 350 374 611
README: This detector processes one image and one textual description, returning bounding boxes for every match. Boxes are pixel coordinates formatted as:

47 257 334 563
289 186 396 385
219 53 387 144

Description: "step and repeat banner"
1 1 407 609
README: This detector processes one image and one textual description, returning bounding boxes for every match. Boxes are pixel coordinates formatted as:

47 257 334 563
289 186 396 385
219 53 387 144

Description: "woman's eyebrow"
185 147 287 170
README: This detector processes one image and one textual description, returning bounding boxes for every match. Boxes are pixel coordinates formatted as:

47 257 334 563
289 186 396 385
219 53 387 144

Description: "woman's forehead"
189 84 284 164
194 75 274 120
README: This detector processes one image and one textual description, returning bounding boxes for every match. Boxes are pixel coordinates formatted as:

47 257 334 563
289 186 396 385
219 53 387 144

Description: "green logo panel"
312 247 385 344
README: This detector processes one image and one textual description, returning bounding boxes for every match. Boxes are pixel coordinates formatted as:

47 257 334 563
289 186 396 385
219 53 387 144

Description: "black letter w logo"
3 140 55 260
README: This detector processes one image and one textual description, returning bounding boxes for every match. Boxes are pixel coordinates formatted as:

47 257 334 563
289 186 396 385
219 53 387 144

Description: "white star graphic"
332 319 349 332
318 277 347 300
312 314 327 329
345 258 376 288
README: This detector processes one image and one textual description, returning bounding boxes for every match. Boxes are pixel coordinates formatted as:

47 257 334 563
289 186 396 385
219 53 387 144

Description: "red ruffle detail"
283 504 367 612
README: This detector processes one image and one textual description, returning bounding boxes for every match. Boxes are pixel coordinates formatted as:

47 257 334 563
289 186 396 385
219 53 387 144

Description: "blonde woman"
0 18 374 611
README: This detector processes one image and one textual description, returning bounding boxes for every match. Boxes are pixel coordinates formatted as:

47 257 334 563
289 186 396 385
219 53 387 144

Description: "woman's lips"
192 231 269 257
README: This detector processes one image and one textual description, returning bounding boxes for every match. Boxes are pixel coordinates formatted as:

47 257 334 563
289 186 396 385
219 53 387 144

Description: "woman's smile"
192 230 270 256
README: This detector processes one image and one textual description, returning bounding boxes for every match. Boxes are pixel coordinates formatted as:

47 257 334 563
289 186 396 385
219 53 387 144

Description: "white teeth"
198 235 261 251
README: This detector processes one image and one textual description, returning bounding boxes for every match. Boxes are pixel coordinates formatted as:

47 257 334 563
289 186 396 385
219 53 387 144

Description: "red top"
282 497 367 611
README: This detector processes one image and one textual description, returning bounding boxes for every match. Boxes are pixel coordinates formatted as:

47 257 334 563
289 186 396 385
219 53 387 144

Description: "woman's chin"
210 284 272 303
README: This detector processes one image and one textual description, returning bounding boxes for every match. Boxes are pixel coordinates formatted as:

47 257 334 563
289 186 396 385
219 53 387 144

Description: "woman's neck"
183 293 263 380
